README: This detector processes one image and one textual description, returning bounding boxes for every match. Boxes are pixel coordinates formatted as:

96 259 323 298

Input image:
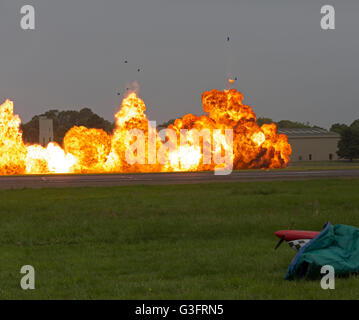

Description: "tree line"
330 120 359 161
21 108 115 145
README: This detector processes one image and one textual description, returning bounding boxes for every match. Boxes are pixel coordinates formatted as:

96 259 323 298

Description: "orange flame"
0 100 27 175
0 89 291 175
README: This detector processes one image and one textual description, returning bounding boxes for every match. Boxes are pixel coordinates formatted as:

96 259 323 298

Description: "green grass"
287 160 359 170
0 179 359 299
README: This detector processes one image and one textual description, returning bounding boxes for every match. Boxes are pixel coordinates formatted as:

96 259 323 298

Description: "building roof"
278 128 340 138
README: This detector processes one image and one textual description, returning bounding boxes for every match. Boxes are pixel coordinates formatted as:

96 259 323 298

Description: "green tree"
350 119 359 132
158 119 176 130
337 126 359 161
276 120 312 129
330 123 349 135
256 117 274 126
21 108 115 146
21 116 40 144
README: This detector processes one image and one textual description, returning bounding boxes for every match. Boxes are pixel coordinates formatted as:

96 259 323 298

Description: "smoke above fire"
0 89 291 175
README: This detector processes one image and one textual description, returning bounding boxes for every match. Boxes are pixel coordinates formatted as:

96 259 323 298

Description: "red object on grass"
274 230 320 241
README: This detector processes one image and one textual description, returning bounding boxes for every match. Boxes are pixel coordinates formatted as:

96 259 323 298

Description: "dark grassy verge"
0 179 359 299
287 160 359 170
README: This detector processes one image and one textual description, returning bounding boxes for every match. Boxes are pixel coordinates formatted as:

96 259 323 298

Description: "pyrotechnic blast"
0 88 291 175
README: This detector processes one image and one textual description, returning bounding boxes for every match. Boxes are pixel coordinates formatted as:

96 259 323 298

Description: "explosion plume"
0 88 291 175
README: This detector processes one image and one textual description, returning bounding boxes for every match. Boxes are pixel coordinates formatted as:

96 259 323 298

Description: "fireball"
0 100 27 175
64 126 111 173
0 88 291 175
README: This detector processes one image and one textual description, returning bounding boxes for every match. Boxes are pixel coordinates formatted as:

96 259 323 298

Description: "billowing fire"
0 89 291 175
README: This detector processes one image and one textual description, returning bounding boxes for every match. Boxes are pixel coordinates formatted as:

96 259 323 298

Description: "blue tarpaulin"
285 222 359 280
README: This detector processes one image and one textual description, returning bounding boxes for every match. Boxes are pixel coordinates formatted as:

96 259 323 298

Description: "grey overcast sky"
0 0 358 128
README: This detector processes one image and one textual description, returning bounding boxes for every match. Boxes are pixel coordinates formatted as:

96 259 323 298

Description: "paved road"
0 169 358 189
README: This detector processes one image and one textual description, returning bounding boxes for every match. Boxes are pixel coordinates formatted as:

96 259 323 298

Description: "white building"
278 128 340 162
39 116 54 146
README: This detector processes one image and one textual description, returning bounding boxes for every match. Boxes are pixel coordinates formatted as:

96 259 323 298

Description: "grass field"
287 160 359 171
0 178 359 299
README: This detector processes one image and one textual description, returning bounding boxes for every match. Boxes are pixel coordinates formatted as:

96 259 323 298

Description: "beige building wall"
288 136 340 161
39 117 54 146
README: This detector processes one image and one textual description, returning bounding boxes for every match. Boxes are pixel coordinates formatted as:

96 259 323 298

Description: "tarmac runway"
0 169 358 189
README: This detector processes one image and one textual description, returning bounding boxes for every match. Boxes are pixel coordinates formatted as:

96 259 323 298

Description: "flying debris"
137 68 141 72
117 92 121 96
227 36 230 41
234 77 237 81
124 60 128 63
